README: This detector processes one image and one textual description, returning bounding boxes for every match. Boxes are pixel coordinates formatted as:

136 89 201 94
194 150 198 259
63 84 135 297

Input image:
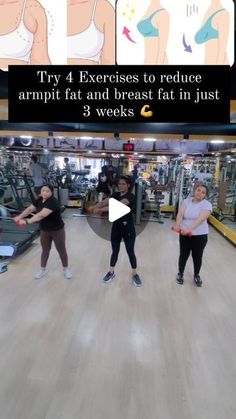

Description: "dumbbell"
171 226 192 237
13 217 27 229
96 210 104 216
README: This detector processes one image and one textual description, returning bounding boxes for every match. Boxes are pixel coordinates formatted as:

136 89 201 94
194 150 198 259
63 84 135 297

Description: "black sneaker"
194 274 202 287
133 274 142 287
102 271 115 283
176 273 184 284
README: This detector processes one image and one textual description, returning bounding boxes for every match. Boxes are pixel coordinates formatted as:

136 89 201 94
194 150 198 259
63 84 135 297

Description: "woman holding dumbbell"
90 176 142 287
172 184 212 286
14 184 72 280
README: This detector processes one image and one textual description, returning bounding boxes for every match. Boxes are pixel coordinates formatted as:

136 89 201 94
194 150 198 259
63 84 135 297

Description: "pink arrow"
122 26 136 43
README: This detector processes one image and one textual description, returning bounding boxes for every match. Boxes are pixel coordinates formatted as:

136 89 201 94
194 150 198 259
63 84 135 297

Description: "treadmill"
0 219 39 257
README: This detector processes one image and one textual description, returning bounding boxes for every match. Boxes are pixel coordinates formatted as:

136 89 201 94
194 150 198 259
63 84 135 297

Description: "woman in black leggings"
91 176 142 287
14 184 72 280
172 184 212 287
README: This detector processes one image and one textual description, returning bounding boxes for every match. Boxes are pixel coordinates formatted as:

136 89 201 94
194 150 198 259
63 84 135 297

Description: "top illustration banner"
0 0 234 69
1 0 235 124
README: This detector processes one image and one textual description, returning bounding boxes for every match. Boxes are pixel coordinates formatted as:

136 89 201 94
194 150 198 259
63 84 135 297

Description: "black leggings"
179 234 208 275
40 228 68 268
110 222 137 269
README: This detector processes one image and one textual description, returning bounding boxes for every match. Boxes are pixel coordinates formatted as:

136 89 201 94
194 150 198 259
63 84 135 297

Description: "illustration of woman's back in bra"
0 0 51 68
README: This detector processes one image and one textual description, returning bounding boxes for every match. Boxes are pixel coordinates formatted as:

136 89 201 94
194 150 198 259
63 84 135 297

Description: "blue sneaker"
133 274 142 287
102 271 115 283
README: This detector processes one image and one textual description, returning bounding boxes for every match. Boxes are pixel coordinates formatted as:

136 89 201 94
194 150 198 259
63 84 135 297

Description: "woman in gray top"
172 184 212 287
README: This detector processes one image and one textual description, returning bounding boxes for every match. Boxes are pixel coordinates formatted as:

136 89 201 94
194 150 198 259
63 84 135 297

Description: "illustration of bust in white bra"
195 0 230 64
0 0 51 68
137 0 169 64
67 0 115 65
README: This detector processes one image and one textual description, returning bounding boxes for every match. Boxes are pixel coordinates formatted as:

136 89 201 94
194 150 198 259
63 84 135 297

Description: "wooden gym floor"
0 211 235 419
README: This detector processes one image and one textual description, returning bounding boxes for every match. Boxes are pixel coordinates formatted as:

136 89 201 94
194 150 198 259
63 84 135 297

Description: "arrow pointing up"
122 26 136 43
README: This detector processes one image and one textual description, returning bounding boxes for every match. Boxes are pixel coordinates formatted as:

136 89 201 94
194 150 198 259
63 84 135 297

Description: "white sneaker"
64 268 72 279
34 268 47 279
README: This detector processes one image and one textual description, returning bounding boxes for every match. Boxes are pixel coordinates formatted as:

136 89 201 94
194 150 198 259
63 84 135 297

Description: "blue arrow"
183 34 192 53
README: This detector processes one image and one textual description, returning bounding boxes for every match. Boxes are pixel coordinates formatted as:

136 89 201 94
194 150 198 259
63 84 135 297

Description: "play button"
108 198 130 222
83 184 151 241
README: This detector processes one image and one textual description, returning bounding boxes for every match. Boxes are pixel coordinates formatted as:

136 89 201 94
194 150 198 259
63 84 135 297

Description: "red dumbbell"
17 219 27 229
171 226 192 237
180 229 192 237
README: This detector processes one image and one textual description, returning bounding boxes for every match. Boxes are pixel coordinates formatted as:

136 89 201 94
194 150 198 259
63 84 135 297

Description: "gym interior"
0 127 235 418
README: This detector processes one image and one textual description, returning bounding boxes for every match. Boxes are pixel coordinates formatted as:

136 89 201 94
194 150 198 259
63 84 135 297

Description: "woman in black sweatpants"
92 176 142 287
14 184 72 280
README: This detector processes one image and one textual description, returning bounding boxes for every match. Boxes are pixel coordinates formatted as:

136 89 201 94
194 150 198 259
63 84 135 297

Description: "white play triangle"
109 198 130 222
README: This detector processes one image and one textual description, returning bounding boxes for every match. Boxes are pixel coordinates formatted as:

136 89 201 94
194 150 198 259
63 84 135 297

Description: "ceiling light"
144 138 156 142
210 140 225 144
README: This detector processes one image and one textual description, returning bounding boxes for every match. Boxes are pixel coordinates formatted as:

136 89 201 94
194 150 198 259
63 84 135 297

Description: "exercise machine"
0 203 39 258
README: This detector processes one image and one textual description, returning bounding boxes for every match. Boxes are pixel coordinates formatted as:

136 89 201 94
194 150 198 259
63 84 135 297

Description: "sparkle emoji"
140 104 153 118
